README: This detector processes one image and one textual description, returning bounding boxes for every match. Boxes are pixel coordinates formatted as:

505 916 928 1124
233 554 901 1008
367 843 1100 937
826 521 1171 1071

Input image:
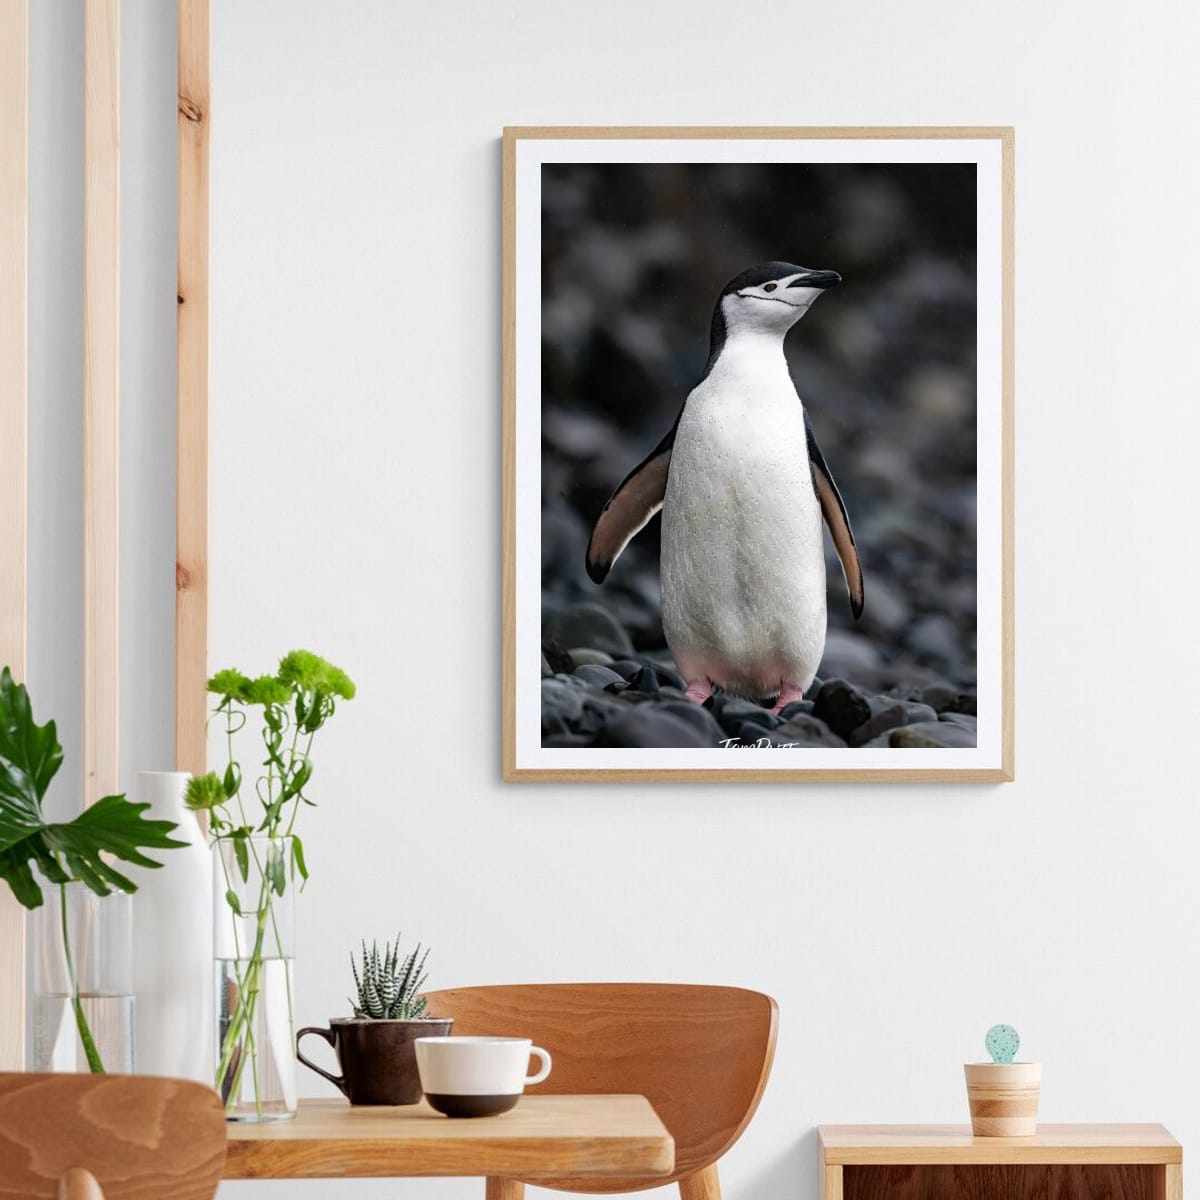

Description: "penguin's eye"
763 282 778 292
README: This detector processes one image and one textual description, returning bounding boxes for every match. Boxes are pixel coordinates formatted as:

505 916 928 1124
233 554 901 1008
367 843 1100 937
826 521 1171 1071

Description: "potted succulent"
964 1024 1042 1136
296 935 452 1105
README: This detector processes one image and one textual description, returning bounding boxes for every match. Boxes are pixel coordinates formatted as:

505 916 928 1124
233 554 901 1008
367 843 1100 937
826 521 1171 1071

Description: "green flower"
185 772 227 811
322 665 356 700
278 650 356 700
208 668 253 702
243 674 292 706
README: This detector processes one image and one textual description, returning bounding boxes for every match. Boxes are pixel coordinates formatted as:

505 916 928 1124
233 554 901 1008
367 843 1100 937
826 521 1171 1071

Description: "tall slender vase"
214 835 297 1121
130 771 213 1081
32 884 133 1072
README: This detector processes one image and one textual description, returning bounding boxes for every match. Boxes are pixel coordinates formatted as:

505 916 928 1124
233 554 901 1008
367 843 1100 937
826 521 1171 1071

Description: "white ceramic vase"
130 771 213 1081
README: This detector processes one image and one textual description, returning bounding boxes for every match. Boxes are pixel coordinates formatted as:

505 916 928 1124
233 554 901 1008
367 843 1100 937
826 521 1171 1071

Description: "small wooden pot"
964 1062 1042 1136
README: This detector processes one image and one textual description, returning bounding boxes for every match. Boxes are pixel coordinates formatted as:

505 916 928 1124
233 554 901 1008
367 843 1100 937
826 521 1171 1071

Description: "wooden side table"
224 1094 675 1180
819 1125 1182 1200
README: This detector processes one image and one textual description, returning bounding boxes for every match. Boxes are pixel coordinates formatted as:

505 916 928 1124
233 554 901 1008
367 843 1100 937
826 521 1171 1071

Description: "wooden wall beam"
84 0 121 806
176 0 209 776
0 0 29 1070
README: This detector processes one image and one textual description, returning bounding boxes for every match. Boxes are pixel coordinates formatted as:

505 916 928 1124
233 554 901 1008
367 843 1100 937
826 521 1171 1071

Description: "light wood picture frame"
503 127 1014 783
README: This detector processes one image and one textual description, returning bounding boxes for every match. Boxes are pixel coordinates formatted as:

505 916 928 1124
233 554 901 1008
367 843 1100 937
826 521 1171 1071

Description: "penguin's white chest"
660 349 827 697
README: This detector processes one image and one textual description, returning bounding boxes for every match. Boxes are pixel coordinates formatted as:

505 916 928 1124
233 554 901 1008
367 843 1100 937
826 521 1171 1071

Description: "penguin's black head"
719 261 842 299
700 261 841 380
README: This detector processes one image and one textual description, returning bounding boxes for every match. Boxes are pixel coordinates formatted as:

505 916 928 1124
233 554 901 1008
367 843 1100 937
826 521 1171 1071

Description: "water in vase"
33 992 134 1072
216 955 297 1121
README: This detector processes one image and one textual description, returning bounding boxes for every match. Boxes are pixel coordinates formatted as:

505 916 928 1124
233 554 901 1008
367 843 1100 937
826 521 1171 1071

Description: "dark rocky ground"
539 162 978 750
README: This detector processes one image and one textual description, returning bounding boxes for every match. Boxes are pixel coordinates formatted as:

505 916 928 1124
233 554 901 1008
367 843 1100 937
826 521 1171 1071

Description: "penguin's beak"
788 270 841 290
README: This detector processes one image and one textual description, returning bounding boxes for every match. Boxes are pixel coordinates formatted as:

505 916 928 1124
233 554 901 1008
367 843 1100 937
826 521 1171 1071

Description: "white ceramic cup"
415 1036 552 1118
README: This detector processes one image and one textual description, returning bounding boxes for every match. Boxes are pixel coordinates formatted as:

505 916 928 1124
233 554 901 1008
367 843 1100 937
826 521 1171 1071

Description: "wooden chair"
422 983 778 1200
0 1073 226 1199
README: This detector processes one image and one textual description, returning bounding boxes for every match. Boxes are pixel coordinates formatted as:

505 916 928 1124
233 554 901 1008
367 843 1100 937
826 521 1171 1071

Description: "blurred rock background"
539 162 978 748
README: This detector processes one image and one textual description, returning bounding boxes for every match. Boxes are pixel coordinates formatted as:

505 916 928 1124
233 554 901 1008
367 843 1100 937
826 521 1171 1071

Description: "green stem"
216 895 270 1112
60 884 105 1074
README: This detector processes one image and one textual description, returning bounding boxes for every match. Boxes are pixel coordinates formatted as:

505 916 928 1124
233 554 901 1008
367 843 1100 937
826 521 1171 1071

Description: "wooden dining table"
224 1094 675 1181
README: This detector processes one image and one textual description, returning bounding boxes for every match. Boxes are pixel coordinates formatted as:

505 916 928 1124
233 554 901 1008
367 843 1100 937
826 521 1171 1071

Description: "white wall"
26 2 1200 1199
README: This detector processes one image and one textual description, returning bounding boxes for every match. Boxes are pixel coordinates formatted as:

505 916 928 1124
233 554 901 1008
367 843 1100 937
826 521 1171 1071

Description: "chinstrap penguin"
586 262 864 712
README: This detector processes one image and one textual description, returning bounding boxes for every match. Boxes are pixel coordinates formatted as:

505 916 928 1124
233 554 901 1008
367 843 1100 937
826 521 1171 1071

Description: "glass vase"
32 883 133 1073
213 835 297 1122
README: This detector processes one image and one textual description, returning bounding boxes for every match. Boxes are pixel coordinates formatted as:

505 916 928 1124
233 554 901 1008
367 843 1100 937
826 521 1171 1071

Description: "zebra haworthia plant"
350 935 430 1020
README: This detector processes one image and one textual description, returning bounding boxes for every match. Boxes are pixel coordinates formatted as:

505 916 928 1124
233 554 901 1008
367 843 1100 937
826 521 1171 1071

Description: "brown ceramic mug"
296 1017 453 1105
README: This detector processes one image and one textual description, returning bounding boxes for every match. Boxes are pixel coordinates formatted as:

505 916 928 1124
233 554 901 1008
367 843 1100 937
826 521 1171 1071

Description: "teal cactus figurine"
985 1023 1020 1064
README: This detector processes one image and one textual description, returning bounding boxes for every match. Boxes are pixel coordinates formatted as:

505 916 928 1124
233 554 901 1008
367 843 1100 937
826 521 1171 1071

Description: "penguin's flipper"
585 425 675 584
805 414 864 619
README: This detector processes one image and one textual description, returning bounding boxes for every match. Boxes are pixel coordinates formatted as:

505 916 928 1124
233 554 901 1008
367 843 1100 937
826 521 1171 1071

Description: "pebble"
630 665 660 692
574 664 627 689
596 706 722 748
655 701 728 742
847 703 909 748
920 682 957 712
812 679 871 738
543 603 635 658
889 721 976 749
542 733 595 748
541 640 575 675
570 648 615 667
939 712 977 730
647 662 686 691
541 676 627 737
710 696 780 733
774 713 847 747
608 659 646 682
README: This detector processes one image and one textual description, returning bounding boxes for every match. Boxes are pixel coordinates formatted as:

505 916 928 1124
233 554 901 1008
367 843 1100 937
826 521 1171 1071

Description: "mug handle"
296 1026 348 1097
526 1045 552 1086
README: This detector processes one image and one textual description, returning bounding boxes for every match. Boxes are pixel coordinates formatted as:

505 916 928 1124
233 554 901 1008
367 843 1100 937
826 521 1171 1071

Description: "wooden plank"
224 1096 675 1180
0 0 28 1072
1162 1163 1183 1200
819 1125 1182 1167
175 0 209 776
820 1162 843 1200
83 0 120 807
503 126 1016 140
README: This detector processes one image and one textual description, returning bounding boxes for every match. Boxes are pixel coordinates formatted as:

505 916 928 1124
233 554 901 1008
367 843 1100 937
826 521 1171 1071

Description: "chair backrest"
0 1073 226 1199
422 983 778 1192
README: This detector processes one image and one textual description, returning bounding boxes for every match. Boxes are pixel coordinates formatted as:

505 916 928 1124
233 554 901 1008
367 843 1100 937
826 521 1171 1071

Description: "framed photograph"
503 127 1013 782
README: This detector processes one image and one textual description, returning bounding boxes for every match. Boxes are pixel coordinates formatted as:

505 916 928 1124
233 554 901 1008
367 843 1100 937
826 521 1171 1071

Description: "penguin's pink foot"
684 677 714 705
771 683 807 714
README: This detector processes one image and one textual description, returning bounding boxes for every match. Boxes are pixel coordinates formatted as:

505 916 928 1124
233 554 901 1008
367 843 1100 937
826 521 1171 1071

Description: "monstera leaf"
0 668 185 908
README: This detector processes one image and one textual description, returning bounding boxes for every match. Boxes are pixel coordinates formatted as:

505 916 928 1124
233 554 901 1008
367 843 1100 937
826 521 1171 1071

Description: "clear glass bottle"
213 835 296 1121
32 883 133 1073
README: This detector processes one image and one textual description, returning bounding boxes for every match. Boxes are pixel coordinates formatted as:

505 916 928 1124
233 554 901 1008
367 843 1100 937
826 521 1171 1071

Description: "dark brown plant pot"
297 1017 453 1105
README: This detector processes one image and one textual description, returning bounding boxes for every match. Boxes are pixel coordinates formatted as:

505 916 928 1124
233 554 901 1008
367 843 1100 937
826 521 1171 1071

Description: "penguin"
585 262 863 713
